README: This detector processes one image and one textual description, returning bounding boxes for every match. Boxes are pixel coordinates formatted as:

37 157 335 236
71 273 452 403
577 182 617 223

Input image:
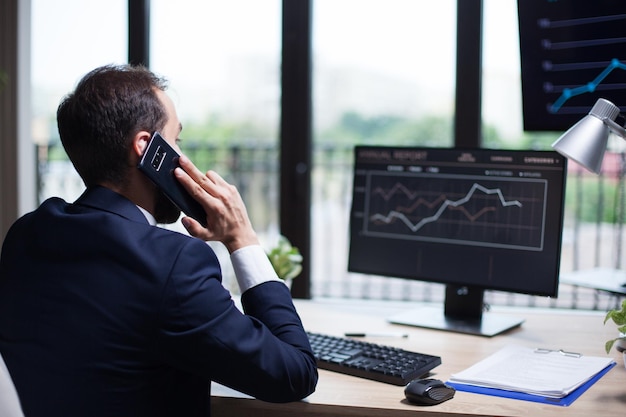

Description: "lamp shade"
551 98 620 174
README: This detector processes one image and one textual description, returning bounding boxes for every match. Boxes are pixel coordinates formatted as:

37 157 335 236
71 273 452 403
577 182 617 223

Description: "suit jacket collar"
74 186 150 225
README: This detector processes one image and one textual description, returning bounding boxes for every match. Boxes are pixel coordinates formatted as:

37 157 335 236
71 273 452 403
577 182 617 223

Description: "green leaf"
603 299 626 353
267 235 303 280
605 300 626 325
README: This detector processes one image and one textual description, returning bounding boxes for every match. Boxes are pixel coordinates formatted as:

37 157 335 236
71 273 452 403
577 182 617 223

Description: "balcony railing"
37 143 625 311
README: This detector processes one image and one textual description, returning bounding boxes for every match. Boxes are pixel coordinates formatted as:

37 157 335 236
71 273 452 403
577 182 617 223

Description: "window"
32 0 127 202
150 0 282 148
313 0 457 148
311 0 457 296
150 0 282 285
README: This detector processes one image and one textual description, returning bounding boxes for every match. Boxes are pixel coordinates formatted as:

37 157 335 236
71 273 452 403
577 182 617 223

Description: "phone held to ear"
138 132 208 227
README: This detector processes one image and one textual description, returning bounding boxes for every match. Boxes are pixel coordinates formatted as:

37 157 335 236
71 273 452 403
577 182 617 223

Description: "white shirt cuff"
230 245 284 293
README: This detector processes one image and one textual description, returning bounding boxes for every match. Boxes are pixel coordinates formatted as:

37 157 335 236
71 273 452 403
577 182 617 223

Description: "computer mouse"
404 378 455 405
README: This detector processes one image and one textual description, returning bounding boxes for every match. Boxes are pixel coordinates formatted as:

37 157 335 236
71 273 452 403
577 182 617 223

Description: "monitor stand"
387 285 524 337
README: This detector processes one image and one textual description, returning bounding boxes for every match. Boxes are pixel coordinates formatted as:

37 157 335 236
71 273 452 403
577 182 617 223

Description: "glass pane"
412 1 621 310
482 0 559 150
150 0 282 278
482 0 528 149
313 0 457 148
150 0 281 143
32 0 127 202
312 0 457 297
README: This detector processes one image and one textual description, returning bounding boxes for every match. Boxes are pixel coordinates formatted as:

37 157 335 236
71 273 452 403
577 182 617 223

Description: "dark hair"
57 64 169 187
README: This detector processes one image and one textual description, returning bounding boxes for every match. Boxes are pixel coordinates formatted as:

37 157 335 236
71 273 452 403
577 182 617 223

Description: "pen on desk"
345 332 409 338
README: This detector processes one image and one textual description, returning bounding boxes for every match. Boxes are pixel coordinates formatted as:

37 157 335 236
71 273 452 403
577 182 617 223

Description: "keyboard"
307 331 442 386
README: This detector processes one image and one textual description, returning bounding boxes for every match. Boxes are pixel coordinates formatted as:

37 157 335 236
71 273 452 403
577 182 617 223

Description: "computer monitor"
348 146 567 336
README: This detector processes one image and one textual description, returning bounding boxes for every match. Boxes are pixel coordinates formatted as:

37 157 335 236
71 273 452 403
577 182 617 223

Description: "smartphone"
138 132 207 226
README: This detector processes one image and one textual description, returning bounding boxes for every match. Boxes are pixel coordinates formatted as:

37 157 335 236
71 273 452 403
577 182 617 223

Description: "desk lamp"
552 98 626 174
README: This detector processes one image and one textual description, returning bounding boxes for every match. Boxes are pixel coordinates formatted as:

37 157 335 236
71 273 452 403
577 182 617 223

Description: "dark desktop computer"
348 146 567 336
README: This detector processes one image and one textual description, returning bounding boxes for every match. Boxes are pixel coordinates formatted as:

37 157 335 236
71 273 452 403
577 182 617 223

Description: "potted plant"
267 235 303 286
604 299 626 355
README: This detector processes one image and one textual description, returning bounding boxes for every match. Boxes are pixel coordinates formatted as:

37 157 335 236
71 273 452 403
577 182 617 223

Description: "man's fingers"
174 166 205 199
178 155 211 185
179 155 226 197
181 216 211 239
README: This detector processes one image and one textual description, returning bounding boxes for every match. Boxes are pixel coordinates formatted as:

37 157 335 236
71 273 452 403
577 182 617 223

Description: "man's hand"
174 155 259 253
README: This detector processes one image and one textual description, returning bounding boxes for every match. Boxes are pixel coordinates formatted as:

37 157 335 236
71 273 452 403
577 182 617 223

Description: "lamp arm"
604 118 626 138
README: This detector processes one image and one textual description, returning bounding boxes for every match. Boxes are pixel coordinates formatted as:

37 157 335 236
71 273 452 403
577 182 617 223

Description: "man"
0 64 318 417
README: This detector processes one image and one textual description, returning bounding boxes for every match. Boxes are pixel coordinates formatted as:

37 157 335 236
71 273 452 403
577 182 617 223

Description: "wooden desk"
211 298 626 417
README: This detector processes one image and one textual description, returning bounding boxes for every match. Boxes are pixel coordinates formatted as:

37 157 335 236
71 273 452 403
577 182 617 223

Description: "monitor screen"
518 0 626 131
348 146 567 336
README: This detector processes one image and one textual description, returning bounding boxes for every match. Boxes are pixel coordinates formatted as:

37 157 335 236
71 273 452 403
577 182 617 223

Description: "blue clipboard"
447 360 616 407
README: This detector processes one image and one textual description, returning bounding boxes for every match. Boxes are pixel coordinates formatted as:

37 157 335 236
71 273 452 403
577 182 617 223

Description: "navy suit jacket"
0 186 317 417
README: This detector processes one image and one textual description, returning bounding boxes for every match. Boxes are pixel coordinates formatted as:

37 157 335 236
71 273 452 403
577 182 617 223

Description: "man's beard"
153 189 182 224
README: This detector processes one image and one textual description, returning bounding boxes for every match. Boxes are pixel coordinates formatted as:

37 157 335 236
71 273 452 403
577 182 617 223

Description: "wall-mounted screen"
518 1 626 131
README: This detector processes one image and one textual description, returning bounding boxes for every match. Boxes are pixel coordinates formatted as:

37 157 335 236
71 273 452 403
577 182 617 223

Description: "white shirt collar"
136 205 157 226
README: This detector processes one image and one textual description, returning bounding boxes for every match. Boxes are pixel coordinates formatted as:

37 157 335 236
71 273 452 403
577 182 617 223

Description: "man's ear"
133 131 153 158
